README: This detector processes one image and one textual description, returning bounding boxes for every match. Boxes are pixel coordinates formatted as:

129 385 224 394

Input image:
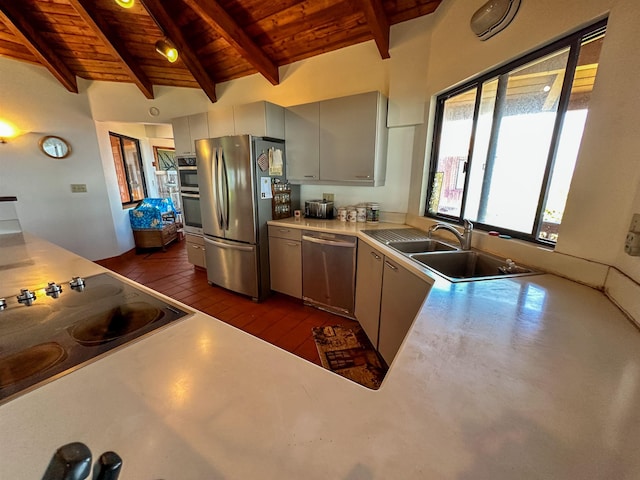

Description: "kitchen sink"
388 239 457 254
411 250 540 282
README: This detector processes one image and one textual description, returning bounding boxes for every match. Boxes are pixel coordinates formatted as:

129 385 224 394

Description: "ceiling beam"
182 0 279 86
0 1 78 93
359 0 390 59
141 0 218 103
69 0 154 99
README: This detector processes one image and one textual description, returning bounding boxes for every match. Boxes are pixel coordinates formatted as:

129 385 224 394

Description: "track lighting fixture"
114 0 135 9
155 38 179 63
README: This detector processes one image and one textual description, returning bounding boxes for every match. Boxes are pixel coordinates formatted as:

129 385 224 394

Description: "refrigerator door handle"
214 147 224 229
206 237 255 252
220 146 230 230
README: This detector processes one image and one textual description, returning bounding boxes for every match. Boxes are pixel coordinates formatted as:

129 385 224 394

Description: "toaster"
305 200 334 219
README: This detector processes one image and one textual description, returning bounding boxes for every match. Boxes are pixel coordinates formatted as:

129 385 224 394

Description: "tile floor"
96 238 359 365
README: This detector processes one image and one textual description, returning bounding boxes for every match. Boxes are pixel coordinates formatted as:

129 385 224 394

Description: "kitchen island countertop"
1 231 640 479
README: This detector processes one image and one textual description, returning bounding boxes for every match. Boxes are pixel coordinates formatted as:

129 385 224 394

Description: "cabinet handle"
278 229 290 233
285 242 299 247
355 175 372 179
370 251 381 260
303 175 316 178
384 260 398 271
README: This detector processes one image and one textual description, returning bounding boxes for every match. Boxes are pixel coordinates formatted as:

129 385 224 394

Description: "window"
110 132 147 207
426 20 607 244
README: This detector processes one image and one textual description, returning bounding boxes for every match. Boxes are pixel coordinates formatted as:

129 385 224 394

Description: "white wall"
0 60 118 260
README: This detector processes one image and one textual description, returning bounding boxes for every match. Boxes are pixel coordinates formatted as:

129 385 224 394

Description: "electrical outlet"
323 193 334 202
70 184 87 193
625 232 640 256
629 213 640 233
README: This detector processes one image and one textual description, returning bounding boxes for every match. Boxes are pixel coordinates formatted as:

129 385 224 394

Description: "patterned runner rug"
312 324 387 390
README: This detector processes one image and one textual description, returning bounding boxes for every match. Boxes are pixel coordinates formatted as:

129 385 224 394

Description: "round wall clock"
39 135 71 159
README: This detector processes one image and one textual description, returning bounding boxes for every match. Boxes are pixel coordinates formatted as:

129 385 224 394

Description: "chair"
129 198 178 251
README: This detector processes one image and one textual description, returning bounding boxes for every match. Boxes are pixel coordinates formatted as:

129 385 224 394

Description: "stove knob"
0 298 6 311
69 276 86 292
45 282 63 299
17 289 36 306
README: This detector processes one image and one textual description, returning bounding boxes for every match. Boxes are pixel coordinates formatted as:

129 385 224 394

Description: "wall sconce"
0 119 20 144
114 0 135 9
155 38 179 63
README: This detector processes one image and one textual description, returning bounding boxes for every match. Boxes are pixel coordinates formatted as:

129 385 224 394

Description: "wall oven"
177 156 202 235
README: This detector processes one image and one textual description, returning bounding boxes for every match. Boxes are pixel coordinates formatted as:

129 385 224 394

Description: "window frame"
109 132 148 208
425 19 607 245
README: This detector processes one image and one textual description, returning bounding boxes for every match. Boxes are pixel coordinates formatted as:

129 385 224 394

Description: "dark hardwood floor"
95 237 358 366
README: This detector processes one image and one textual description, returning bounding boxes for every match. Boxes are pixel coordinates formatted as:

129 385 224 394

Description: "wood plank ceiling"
0 0 443 102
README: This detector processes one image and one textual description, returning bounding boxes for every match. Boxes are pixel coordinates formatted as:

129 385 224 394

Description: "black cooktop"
0 273 191 404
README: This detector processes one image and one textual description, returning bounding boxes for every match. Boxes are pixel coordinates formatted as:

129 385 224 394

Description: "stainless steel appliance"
305 200 334 219
177 155 202 235
301 230 357 318
197 135 287 301
0 273 190 404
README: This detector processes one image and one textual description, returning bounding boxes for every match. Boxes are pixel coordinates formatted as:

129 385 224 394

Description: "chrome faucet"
428 219 473 250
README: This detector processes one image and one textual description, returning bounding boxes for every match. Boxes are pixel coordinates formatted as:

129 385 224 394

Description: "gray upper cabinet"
172 113 209 156
285 91 388 186
285 102 320 181
234 101 285 138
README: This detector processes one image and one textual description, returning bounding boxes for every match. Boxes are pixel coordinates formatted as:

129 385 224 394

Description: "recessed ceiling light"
543 85 551 92
149 107 160 117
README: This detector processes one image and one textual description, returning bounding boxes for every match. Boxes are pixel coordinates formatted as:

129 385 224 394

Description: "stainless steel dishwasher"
302 230 357 318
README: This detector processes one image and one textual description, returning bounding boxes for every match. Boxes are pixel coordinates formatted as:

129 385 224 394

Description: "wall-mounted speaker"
470 0 521 41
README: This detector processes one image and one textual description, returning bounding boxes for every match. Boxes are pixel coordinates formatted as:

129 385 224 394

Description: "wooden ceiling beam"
69 0 154 99
0 1 78 92
183 0 279 86
141 0 218 103
359 0 390 59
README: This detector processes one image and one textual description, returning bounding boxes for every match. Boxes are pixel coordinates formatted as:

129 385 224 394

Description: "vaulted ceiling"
0 0 443 103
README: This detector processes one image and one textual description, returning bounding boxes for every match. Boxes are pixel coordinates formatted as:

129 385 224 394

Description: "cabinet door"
208 107 235 137
234 102 285 138
172 116 192 155
354 241 384 347
186 241 206 268
319 91 378 183
268 236 302 298
378 259 430 365
284 102 320 182
188 113 209 146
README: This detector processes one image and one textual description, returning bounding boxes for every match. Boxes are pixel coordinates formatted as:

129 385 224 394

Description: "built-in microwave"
177 156 199 191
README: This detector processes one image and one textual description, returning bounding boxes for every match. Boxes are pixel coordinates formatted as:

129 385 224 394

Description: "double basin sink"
366 230 540 282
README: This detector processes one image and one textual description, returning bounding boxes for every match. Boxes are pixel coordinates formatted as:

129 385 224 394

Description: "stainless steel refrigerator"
196 135 286 301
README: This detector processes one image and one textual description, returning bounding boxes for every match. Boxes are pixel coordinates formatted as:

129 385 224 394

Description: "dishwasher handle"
302 234 356 248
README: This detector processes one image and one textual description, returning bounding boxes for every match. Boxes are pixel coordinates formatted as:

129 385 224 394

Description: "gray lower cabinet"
355 240 431 365
354 241 384 346
186 233 206 269
378 258 430 365
268 226 302 299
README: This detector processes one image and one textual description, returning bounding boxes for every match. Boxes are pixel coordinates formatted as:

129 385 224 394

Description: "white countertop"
2 231 640 479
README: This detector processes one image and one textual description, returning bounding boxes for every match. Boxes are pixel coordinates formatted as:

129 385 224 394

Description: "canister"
337 207 347 222
356 206 367 222
347 209 357 223
366 202 380 223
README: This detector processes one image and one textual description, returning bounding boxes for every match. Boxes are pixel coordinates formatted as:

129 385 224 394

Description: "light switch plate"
70 184 87 193
625 232 640 256
629 213 640 233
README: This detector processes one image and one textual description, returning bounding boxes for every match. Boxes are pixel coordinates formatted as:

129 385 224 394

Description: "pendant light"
114 0 135 8
155 38 179 63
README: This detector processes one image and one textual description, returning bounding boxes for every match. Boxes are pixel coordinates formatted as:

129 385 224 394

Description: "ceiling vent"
470 0 521 41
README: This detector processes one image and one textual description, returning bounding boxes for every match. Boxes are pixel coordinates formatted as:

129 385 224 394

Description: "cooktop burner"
0 272 191 404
